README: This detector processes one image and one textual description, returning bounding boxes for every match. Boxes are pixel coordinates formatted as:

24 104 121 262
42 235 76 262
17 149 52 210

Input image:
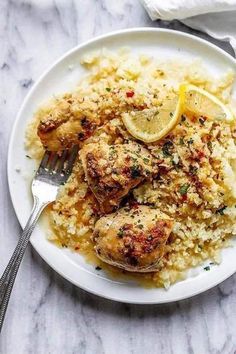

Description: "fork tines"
37 145 79 184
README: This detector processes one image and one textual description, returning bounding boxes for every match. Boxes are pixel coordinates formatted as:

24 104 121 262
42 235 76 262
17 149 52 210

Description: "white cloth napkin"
140 0 236 54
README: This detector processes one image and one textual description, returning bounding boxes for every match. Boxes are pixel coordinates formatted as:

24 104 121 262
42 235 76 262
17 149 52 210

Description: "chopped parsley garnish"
171 159 178 167
143 157 150 164
181 115 186 122
216 206 227 215
179 183 190 196
130 165 141 178
187 138 194 145
117 229 124 238
169 112 173 118
105 87 111 92
137 224 144 229
204 266 210 271
109 146 116 158
80 117 89 127
189 165 198 175
162 140 174 157
179 137 184 145
171 157 181 170
207 141 212 151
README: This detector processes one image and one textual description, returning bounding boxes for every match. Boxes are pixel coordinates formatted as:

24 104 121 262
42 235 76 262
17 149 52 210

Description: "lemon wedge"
179 83 233 122
122 95 182 143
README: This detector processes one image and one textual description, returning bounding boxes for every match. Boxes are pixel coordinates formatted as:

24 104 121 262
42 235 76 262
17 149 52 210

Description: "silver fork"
0 145 79 332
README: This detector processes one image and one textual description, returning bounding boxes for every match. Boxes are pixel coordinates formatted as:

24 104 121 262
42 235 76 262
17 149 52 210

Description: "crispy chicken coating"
80 141 156 213
93 205 173 272
37 100 98 151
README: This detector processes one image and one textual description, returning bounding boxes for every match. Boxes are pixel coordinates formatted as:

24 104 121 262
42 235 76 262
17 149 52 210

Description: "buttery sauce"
43 205 157 288
78 233 156 288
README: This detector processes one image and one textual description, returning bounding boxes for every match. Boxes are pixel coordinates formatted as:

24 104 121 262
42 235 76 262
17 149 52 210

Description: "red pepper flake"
128 200 140 209
126 91 134 98
197 150 205 159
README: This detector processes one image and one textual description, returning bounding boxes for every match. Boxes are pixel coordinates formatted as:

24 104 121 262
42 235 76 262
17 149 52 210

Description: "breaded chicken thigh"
93 205 173 272
80 141 156 213
37 100 97 151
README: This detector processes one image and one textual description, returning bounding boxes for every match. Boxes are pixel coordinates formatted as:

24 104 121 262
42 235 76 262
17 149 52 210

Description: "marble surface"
0 0 236 353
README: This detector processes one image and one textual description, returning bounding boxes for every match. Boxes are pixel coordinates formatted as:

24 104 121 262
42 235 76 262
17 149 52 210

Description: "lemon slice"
122 95 182 143
179 83 233 122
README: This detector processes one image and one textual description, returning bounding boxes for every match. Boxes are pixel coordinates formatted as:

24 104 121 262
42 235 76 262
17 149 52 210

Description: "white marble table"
0 1 236 353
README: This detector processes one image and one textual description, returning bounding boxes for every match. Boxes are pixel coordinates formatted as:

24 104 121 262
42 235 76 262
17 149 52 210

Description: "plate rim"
7 27 236 304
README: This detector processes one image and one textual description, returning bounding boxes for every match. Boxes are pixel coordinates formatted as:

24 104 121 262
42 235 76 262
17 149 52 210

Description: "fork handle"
0 197 48 332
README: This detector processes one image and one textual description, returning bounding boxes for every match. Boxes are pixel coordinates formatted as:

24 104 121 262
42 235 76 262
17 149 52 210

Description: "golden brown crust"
80 141 156 213
38 115 97 151
36 84 151 152
93 205 173 272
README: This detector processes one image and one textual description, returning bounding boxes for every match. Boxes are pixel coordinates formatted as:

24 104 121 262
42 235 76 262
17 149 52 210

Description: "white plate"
7 28 236 304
